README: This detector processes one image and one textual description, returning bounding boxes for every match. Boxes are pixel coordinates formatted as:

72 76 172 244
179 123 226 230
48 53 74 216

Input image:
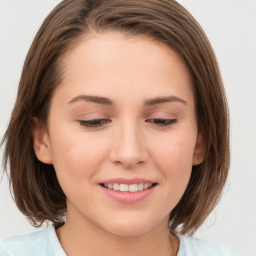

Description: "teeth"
138 183 144 191
103 183 154 192
143 183 149 189
119 184 129 192
129 184 138 192
113 183 119 191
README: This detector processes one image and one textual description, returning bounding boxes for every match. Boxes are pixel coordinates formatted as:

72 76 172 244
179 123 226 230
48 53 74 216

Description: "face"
33 32 204 236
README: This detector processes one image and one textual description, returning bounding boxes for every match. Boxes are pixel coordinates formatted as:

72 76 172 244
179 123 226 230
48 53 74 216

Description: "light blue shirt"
0 225 237 255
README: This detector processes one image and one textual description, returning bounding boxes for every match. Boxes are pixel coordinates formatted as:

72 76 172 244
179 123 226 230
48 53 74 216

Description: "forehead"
56 31 194 106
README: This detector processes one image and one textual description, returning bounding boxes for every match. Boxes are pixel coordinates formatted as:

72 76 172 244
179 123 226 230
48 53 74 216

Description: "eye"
146 118 177 126
79 119 111 128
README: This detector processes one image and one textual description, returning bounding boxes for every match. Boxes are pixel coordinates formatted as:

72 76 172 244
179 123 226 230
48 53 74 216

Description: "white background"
0 0 255 255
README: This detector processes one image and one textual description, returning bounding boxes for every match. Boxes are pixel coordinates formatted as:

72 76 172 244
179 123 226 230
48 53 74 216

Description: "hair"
1 0 229 235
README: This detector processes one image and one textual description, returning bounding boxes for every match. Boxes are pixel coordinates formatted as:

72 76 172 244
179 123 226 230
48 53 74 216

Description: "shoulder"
0 225 64 256
178 235 237 256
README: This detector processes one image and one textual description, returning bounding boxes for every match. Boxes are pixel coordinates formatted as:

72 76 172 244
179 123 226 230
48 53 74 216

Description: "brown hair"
1 0 229 235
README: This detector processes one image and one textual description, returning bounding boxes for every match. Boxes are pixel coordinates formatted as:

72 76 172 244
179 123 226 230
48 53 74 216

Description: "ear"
192 132 206 166
31 118 53 164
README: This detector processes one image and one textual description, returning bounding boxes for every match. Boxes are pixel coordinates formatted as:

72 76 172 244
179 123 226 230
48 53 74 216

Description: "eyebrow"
68 95 113 105
144 96 187 106
68 95 187 106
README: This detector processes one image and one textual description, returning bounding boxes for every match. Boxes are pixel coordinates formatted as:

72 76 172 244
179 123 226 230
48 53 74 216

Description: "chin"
100 217 162 237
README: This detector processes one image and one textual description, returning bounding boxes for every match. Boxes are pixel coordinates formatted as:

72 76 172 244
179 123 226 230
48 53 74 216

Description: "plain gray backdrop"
0 1 255 255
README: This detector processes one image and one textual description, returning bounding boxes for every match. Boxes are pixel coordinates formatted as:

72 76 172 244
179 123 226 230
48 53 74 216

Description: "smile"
101 183 156 192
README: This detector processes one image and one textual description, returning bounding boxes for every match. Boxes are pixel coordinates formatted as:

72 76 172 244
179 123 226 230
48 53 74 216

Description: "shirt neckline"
47 225 67 256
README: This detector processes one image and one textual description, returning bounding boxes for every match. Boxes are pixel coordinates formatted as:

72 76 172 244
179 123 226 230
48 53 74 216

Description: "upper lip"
99 178 157 185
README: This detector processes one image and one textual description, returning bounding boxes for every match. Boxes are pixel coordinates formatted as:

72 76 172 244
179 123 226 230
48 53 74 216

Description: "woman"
0 0 236 255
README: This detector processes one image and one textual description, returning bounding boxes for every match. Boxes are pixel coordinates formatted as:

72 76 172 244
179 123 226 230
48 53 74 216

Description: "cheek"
154 144 193 211
151 133 196 190
153 132 195 166
49 133 109 206
49 128 107 184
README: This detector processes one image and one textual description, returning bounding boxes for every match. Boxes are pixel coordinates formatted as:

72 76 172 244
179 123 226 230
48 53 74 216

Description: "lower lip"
100 185 157 203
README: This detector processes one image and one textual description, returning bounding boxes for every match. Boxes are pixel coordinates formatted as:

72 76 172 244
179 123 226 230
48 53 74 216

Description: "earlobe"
31 118 53 164
192 132 206 166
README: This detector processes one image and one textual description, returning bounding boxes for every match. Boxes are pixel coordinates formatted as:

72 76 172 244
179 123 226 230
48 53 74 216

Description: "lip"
100 178 156 185
98 178 158 203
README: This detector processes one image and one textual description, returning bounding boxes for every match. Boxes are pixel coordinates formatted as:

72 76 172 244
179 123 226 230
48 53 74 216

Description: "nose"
109 122 148 169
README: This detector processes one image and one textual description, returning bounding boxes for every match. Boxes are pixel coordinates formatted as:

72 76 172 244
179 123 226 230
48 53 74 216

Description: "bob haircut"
2 0 229 235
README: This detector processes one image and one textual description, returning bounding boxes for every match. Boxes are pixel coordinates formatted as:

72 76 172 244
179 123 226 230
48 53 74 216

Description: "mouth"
99 183 158 192
99 179 158 203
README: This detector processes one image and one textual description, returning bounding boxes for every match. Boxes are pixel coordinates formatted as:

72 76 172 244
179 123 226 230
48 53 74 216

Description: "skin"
33 32 205 256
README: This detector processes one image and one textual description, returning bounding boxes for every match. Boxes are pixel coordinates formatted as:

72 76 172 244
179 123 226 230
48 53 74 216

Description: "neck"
56 212 179 256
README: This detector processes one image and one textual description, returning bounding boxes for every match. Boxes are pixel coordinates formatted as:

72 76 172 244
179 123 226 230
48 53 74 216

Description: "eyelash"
146 118 177 126
79 119 111 128
78 118 177 128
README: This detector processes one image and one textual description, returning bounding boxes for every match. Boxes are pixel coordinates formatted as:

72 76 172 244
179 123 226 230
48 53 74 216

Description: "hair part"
1 0 229 235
